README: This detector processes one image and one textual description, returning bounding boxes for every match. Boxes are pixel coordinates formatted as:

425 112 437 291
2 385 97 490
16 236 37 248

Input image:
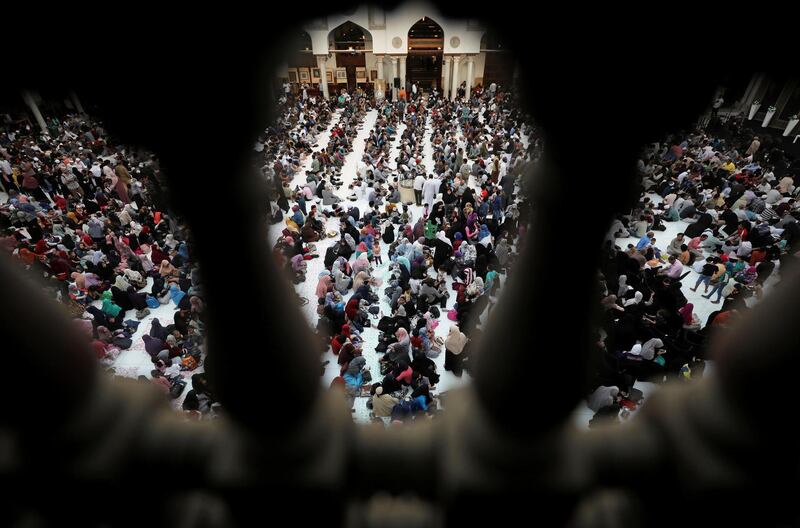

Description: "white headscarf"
626 344 643 356
435 231 452 247
623 291 643 307
639 338 664 361
617 275 630 298
588 386 620 412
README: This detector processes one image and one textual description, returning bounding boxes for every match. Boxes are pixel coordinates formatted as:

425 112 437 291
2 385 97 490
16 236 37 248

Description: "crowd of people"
12 80 791 429
259 80 537 424
591 117 799 428
0 112 217 419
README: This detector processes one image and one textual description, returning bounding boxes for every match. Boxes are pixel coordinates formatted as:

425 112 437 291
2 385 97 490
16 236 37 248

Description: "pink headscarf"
395 327 410 345
679 303 694 325
316 274 333 299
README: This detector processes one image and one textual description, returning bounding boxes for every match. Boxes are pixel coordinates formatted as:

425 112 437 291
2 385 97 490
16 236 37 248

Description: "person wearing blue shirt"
636 231 654 251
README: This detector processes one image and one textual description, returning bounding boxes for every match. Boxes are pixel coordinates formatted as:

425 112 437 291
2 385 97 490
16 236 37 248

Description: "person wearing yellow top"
722 160 736 173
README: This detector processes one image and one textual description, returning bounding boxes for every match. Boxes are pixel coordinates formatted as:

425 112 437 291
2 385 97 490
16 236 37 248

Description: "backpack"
146 295 160 309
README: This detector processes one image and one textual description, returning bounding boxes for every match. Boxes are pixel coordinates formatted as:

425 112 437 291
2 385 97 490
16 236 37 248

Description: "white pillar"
743 73 765 110
316 55 330 100
451 55 461 101
399 55 407 95
375 55 385 101
21 91 47 133
390 56 399 100
376 55 384 81
70 91 85 114
466 57 474 100
442 56 451 100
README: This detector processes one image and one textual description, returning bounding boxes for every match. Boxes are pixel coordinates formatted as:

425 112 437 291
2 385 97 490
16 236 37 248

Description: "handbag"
181 355 199 370
169 379 187 399
146 295 160 309
112 337 133 350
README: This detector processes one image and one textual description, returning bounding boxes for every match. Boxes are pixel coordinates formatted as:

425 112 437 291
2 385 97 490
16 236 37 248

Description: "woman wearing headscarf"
639 338 665 361
120 267 143 288
432 230 453 270
370 385 399 417
444 324 468 376
142 334 166 358
342 349 367 391
101 290 123 320
382 221 395 244
159 259 177 279
477 224 492 247
150 244 169 268
316 271 333 300
383 327 411 366
587 386 620 413
290 253 307 284
623 291 643 307
495 237 510 271
333 264 352 294
617 275 632 298
620 343 664 379
679 303 701 331
353 270 370 292
601 294 625 313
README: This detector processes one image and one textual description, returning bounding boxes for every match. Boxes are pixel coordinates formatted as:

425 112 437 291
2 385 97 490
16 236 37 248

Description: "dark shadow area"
1 2 799 527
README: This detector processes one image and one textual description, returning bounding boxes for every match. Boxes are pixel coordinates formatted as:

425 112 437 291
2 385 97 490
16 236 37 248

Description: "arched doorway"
407 17 443 91
480 30 515 89
284 31 315 93
329 21 371 92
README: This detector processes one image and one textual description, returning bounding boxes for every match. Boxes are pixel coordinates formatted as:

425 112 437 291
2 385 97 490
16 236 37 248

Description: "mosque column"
21 90 47 133
390 56 399 100
442 56 451 100
70 91 85 114
316 55 330 100
376 55 384 82
465 56 474 100
451 55 461 101
375 55 385 101
399 55 407 95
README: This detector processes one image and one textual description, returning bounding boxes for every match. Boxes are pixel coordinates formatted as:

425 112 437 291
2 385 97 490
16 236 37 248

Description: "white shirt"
413 174 426 191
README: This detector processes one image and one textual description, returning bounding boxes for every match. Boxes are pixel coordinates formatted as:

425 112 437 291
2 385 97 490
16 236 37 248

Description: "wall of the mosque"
303 3 484 57
278 4 522 97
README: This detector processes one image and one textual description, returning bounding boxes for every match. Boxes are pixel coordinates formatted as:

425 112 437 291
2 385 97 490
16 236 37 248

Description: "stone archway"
407 17 444 91
328 21 372 91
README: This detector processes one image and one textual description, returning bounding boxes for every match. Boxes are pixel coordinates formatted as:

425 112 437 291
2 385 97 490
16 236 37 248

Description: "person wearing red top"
395 366 413 384
737 223 749 241
749 247 767 266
